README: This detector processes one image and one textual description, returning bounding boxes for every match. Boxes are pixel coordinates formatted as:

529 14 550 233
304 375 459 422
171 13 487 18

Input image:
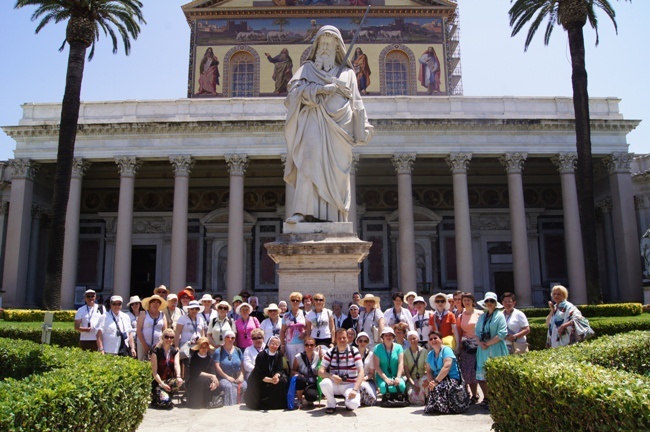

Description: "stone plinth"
644 283 650 305
265 223 371 303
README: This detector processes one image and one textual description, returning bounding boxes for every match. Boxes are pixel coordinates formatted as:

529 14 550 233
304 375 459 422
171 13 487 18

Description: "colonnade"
0 152 642 308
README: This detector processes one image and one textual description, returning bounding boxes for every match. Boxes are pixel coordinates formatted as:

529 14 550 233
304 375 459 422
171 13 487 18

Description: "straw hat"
360 293 381 308
153 285 169 295
199 294 216 305
236 302 252 316
215 300 231 311
191 336 214 353
429 293 450 310
264 303 280 315
142 295 168 311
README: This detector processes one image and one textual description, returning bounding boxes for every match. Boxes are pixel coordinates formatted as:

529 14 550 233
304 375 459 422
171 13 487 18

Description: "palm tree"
274 18 288 32
15 0 145 309
509 0 629 304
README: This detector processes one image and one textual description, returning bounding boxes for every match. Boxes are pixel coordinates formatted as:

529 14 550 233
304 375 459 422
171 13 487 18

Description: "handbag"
462 338 478 354
572 315 595 342
117 335 131 357
380 391 410 408
507 340 529 355
287 375 298 410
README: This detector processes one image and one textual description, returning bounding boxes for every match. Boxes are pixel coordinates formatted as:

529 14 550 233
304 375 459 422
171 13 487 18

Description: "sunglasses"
429 337 440 341
111 302 122 306
218 306 229 310
155 291 166 295
164 335 174 340
225 336 235 339
485 299 497 304
314 298 324 302
304 343 315 347
357 339 369 343
150 300 161 304
85 295 95 298
252 336 263 341
291 299 301 303
435 300 446 303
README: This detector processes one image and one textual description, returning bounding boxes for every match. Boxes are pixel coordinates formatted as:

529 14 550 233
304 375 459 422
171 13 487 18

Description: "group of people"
75 283 589 413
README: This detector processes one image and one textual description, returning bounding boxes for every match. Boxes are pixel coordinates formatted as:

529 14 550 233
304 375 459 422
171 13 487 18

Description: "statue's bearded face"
314 34 337 72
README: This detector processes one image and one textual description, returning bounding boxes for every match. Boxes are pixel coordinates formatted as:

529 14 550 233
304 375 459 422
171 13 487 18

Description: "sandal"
325 407 336 414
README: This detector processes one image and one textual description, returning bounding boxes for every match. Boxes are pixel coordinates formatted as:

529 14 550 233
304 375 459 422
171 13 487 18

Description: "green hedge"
0 326 78 348
526 314 650 350
521 302 642 318
486 331 650 431
0 338 151 431
1 309 77 322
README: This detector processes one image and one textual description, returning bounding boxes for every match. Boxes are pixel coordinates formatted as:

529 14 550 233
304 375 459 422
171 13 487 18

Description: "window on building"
230 51 255 97
385 50 409 96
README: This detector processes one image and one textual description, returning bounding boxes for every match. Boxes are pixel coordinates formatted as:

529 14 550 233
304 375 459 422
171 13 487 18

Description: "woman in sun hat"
207 300 236 349
412 296 433 347
186 336 222 409
373 327 406 402
127 295 142 334
359 293 385 349
199 294 218 334
175 300 206 364
234 302 261 350
261 303 282 341
474 291 508 409
428 293 460 352
214 330 246 405
137 294 168 360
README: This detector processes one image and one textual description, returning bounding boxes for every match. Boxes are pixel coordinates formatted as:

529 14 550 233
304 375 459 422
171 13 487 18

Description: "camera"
340 373 349 381
480 333 491 342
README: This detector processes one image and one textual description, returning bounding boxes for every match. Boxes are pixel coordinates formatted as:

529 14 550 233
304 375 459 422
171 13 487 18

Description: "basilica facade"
0 0 646 309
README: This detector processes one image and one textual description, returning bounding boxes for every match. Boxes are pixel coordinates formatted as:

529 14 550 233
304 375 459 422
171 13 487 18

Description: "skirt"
458 346 478 385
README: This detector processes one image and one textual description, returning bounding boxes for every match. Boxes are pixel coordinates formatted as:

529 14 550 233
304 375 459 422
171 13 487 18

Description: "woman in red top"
428 293 460 353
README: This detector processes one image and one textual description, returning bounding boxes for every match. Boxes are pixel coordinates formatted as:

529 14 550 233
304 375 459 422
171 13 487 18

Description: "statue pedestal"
643 282 650 305
265 222 371 304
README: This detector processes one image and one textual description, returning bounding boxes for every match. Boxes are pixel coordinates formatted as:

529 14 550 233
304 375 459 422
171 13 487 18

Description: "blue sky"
1 0 647 161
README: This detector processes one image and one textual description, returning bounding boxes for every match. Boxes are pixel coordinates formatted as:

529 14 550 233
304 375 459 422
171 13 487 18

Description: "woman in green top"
373 327 405 397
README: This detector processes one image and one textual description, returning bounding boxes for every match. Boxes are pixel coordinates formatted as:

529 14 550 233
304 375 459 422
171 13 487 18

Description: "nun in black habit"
245 335 288 410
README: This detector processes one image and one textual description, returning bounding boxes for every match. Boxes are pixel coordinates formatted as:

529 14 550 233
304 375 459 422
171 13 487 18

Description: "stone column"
500 153 532 306
551 153 587 304
103 218 116 293
169 156 194 292
349 155 360 233
392 154 417 294
113 157 141 300
2 159 39 308
245 236 253 291
429 234 440 291
204 237 214 292
446 153 474 294
596 199 620 300
0 202 9 285
390 233 399 289
225 155 249 302
25 205 44 307
603 153 643 302
281 155 294 220
61 158 91 309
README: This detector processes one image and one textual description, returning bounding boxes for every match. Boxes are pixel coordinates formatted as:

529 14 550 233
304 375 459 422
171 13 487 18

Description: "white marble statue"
641 228 650 278
283 25 373 224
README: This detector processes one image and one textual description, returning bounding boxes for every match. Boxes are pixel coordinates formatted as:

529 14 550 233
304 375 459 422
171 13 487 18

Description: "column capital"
170 155 195 176
596 197 613 213
499 153 528 174
9 159 40 180
392 153 416 174
445 152 472 174
71 158 92 179
225 154 249 176
350 154 360 175
602 152 633 174
550 152 578 174
115 156 141 177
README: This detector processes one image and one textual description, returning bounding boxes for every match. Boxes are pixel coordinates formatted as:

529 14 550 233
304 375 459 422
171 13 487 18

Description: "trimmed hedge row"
526 315 650 350
1 309 77 322
521 302 642 318
0 338 151 431
0 326 78 348
486 331 650 431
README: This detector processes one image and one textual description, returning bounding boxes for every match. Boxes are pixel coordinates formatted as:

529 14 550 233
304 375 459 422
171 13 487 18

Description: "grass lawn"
0 320 74 330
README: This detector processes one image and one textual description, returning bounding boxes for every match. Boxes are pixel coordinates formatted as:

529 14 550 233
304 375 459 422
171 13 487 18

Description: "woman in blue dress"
214 330 247 405
475 291 508 410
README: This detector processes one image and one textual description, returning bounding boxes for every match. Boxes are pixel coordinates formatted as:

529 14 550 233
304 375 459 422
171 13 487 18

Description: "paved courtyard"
138 402 493 432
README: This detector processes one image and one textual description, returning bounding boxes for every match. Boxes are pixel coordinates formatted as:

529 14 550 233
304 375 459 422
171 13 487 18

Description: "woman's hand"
479 341 489 350
161 382 171 392
428 380 437 391
272 374 280 385
176 378 184 387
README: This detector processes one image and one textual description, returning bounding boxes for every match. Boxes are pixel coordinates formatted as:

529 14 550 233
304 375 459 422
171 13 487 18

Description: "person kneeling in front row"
318 328 364 414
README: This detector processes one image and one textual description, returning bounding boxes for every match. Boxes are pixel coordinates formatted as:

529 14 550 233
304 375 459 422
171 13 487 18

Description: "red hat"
177 289 195 301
